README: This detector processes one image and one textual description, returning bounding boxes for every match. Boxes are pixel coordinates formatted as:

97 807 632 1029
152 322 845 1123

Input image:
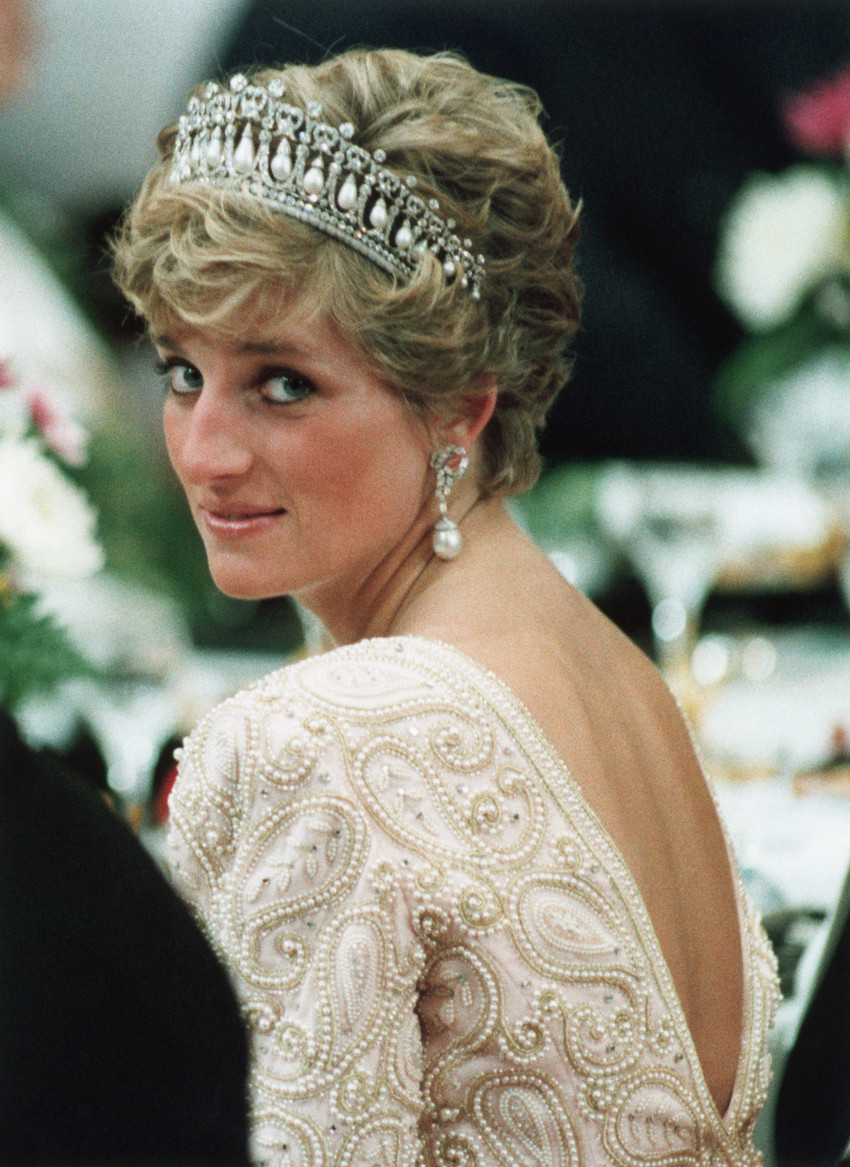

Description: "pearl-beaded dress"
167 636 779 1167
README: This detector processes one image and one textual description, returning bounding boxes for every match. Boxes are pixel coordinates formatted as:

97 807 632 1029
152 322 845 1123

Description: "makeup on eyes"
153 353 316 405
259 368 315 404
154 356 203 395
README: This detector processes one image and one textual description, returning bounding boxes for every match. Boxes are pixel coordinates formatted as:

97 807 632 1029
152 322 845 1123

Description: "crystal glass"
597 465 725 695
746 349 850 617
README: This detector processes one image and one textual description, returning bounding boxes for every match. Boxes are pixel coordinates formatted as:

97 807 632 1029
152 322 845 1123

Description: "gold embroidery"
169 637 780 1166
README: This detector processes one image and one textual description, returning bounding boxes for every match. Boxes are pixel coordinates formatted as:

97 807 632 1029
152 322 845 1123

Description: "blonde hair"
112 48 581 494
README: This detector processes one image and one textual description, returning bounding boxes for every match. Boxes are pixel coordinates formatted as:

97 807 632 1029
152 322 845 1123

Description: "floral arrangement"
714 63 850 447
0 357 103 709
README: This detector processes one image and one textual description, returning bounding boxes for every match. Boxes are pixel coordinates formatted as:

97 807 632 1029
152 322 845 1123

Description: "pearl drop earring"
430 444 469 560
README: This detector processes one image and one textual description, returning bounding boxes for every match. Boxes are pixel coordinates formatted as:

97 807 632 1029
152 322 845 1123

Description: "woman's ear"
437 378 498 450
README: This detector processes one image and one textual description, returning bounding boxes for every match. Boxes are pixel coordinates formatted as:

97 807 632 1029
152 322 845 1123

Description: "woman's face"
157 303 435 604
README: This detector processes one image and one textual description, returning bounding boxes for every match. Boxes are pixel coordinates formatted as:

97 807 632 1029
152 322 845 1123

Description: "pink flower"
27 388 87 466
782 64 850 157
0 359 16 392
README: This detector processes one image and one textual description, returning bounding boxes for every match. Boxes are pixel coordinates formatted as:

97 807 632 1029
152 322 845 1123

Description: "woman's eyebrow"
237 338 313 357
151 336 314 359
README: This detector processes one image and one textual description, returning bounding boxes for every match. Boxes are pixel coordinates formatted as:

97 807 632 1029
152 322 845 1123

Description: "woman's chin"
206 562 287 602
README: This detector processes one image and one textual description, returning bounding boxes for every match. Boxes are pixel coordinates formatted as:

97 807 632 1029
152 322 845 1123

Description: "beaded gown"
168 636 780 1167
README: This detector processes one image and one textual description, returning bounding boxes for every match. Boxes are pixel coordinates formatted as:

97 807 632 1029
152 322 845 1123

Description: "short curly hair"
112 48 582 495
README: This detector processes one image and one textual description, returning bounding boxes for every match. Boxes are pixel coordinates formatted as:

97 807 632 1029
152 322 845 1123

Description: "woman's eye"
155 359 203 395
263 371 314 404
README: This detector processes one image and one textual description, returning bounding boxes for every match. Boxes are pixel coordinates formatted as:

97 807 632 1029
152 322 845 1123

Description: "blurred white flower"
0 437 103 578
747 347 850 476
715 165 848 330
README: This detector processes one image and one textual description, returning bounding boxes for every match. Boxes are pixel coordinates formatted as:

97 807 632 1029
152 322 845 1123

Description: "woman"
113 48 779 1166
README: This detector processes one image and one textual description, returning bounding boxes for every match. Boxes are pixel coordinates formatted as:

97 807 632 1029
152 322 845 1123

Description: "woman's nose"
169 390 253 483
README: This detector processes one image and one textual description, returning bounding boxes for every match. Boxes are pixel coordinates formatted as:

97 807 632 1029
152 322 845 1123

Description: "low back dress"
168 636 780 1167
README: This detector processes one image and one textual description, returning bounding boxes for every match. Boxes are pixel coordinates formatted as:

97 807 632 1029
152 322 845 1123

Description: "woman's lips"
199 505 286 536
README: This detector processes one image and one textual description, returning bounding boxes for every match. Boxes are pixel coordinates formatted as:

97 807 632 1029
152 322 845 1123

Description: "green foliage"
714 294 850 426
512 462 601 546
72 426 208 610
0 186 109 339
0 590 98 711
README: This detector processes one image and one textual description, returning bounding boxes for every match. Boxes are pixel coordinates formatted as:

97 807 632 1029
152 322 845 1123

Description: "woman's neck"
296 493 512 648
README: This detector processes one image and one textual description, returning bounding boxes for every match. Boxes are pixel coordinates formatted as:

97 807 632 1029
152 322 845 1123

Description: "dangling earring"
430 444 469 560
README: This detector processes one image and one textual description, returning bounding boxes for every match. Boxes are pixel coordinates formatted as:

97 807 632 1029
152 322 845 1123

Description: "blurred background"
5 2 850 1157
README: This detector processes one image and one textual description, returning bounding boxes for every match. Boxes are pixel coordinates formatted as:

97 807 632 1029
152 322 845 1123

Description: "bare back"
399 502 745 1116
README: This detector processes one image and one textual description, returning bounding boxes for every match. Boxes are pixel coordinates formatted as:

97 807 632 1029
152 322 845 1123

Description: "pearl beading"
168 636 780 1167
170 74 486 300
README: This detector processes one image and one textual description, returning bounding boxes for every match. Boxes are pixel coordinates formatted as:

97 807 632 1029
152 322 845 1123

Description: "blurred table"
704 627 850 914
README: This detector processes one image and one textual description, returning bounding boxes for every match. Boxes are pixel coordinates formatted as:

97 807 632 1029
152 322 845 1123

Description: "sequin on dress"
168 636 780 1167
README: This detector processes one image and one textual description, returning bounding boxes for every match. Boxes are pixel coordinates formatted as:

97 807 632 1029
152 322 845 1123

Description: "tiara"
169 73 485 300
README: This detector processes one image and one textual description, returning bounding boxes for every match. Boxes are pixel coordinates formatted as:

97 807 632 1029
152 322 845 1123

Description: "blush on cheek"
334 422 427 494
162 407 186 478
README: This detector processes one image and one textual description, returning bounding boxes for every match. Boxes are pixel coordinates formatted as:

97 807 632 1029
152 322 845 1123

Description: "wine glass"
597 464 725 697
747 349 850 608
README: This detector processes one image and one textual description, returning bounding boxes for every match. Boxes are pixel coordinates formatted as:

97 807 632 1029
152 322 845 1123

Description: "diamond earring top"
169 74 485 300
430 444 469 560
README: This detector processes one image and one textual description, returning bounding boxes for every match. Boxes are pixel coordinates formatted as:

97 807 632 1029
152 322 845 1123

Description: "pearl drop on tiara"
170 73 486 300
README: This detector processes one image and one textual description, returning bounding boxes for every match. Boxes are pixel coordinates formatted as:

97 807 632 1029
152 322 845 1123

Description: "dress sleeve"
167 680 428 1167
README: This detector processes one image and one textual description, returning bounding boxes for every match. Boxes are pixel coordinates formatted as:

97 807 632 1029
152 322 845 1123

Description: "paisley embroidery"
335 1116 419 1167
512 871 636 965
250 1106 323 1167
605 1072 704 1163
472 1072 581 1166
168 637 780 1166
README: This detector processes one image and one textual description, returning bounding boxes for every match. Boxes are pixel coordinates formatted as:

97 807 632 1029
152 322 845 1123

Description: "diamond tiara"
169 73 485 300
